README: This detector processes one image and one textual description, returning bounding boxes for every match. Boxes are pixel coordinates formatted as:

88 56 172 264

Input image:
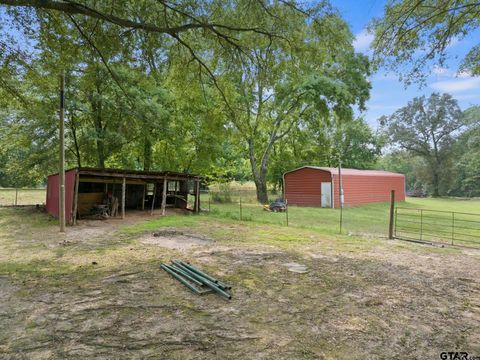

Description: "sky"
330 0 480 127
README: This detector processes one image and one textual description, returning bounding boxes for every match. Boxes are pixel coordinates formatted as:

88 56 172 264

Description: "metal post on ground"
451 212 455 245
59 72 66 233
394 207 397 238
285 199 289 226
151 182 157 216
338 157 344 234
161 177 167 216
388 190 395 239
239 196 242 221
121 177 126 219
420 209 423 241
15 188 18 206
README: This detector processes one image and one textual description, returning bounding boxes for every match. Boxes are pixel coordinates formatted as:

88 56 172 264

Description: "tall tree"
217 5 370 202
379 93 465 196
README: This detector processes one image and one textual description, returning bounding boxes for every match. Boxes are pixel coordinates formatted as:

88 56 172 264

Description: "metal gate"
395 207 480 248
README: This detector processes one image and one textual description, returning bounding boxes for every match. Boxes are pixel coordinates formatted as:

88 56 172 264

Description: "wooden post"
72 171 80 225
161 177 167 216
142 183 146 210
15 188 18 206
59 72 66 233
194 180 200 214
121 177 126 219
388 190 395 239
151 182 157 216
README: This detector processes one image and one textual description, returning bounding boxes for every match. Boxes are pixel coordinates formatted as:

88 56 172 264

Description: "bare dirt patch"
139 228 214 250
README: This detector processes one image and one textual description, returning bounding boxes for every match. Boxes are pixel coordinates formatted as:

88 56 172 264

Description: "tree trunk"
248 139 269 204
432 170 440 197
90 84 105 168
143 136 152 171
254 174 269 204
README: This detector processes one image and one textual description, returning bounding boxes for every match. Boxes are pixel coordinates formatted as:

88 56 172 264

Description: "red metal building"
283 166 405 207
46 167 203 224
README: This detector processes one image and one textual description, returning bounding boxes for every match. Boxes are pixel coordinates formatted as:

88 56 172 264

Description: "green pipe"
166 264 203 286
160 264 202 295
178 261 232 290
172 262 231 299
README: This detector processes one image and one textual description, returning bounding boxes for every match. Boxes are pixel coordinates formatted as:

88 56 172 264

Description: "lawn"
0 206 479 358
0 188 46 206
204 196 480 244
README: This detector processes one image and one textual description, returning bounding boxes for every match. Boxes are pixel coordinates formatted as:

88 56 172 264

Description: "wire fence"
202 190 396 238
395 207 480 247
0 188 46 206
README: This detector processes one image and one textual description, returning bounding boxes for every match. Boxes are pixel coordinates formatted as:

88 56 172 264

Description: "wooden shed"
283 166 405 208
46 167 202 224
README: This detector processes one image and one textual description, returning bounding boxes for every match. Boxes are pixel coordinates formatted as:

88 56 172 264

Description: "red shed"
283 166 405 208
46 167 203 225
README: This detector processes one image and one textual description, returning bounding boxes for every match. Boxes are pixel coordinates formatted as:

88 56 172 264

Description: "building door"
321 182 332 208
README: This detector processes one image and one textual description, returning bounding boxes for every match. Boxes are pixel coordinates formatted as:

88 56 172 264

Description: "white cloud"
371 72 398 81
430 77 480 92
454 70 472 78
353 30 374 53
432 65 450 76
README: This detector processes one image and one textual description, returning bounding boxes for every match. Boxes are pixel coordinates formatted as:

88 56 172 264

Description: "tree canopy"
370 0 480 83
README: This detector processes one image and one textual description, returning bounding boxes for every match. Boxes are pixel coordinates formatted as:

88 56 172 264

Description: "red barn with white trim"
283 166 405 207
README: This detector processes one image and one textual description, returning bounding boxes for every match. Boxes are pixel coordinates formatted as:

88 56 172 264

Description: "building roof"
284 166 404 177
48 167 202 180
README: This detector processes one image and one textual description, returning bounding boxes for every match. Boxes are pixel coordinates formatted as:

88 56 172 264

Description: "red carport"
283 166 405 208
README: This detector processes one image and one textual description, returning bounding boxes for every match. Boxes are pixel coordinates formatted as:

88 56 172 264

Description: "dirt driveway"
0 207 479 359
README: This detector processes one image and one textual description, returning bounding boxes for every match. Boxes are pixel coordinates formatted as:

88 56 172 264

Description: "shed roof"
284 166 404 177
48 167 202 180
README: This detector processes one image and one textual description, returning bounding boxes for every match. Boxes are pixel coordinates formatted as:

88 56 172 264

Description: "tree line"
0 0 479 200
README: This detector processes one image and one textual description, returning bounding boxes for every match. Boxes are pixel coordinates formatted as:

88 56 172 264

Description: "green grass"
202 196 480 246
0 188 46 206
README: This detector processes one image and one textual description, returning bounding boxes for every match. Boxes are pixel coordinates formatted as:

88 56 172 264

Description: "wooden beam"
161 177 167 216
72 170 80 225
79 170 202 182
151 182 156 216
121 177 126 219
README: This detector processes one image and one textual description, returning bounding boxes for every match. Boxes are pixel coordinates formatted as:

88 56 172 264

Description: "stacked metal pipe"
160 260 232 300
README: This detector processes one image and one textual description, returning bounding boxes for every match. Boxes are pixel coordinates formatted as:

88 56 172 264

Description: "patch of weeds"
0 259 73 278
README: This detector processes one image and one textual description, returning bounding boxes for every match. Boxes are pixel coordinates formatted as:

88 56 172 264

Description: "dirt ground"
0 207 479 359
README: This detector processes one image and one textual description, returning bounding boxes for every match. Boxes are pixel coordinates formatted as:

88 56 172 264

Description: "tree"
217 5 370 203
450 106 480 196
370 0 480 83
267 117 383 192
379 93 465 196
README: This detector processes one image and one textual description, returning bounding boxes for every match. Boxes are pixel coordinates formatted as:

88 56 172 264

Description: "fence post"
420 209 423 241
15 188 18 206
388 190 395 239
285 199 289 226
239 196 242 221
208 192 211 213
451 212 455 246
